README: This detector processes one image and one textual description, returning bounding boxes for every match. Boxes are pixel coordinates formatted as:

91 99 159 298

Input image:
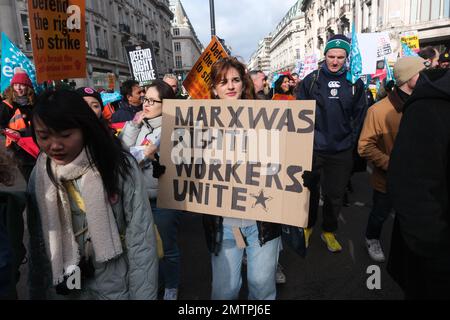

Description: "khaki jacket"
358 88 405 193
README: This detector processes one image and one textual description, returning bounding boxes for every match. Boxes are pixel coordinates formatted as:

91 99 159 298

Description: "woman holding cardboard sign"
204 56 282 300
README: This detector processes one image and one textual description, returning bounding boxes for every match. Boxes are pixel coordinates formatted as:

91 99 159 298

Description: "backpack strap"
308 70 320 97
2 100 14 109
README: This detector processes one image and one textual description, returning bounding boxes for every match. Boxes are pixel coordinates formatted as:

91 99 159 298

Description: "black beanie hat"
75 87 104 109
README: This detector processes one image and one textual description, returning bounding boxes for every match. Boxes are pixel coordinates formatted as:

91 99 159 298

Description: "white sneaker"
365 238 385 262
275 263 286 284
163 288 178 300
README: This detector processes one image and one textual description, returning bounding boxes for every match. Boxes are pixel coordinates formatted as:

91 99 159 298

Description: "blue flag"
346 25 362 84
384 57 395 84
1 32 40 93
401 42 419 57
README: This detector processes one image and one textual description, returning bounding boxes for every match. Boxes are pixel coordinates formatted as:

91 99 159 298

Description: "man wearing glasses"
112 80 145 123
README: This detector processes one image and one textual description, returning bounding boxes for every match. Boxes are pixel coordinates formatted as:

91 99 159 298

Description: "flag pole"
209 0 216 38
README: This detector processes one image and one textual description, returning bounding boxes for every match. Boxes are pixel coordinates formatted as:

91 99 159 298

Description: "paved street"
11 170 403 300
176 171 403 300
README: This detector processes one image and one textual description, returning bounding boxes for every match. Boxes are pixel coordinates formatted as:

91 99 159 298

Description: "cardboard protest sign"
125 44 158 86
28 0 86 82
182 36 228 99
157 99 316 227
400 31 420 53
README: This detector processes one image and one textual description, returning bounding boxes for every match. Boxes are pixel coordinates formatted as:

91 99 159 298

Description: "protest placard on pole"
157 99 316 227
107 73 115 90
400 31 420 53
376 32 393 59
28 0 86 83
298 54 318 80
125 44 159 86
182 36 228 99
357 33 378 75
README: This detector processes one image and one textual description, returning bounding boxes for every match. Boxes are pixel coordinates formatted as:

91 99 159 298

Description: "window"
296 49 301 59
86 22 91 53
175 56 182 68
104 30 108 51
174 42 181 52
112 35 117 59
118 6 123 24
95 26 101 49
173 28 180 36
421 0 431 21
410 0 418 22
21 14 31 51
431 0 441 20
445 0 450 17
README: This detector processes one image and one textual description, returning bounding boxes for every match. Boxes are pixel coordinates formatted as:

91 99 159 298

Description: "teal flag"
346 25 362 84
1 32 40 93
384 57 395 84
401 42 419 57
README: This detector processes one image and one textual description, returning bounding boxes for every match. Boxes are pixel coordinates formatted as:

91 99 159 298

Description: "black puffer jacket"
202 215 281 255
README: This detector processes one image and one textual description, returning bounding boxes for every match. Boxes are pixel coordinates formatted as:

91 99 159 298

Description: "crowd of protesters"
0 37 449 301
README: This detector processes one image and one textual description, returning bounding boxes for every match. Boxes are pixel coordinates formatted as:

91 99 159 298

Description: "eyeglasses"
143 97 162 105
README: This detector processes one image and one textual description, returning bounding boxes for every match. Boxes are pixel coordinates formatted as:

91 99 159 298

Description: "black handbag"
281 225 307 258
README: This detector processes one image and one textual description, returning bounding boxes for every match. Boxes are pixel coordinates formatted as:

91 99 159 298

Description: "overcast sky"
181 0 298 62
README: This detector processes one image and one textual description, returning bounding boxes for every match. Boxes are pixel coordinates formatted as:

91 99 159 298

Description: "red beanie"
11 72 33 88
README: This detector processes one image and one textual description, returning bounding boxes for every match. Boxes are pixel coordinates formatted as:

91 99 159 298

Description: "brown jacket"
358 88 406 193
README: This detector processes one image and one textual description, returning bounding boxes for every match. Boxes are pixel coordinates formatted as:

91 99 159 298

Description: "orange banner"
182 36 228 99
28 0 86 83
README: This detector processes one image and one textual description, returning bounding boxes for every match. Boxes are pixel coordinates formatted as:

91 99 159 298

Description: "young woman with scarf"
27 89 158 300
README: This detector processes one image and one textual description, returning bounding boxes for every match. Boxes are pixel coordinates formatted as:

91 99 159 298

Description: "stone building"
170 0 203 83
0 0 175 89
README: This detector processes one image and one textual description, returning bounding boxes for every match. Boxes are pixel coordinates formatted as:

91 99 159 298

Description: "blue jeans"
365 190 393 240
151 200 181 289
211 224 280 300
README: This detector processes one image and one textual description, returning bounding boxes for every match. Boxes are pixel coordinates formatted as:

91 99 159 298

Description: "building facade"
301 0 450 57
247 36 272 75
269 1 306 74
170 0 203 82
249 0 450 79
0 0 174 89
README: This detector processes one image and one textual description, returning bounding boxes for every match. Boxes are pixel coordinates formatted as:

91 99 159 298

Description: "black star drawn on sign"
250 189 273 212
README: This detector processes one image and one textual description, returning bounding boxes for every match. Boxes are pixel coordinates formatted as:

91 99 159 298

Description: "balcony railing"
119 23 131 34
96 48 109 59
137 33 147 42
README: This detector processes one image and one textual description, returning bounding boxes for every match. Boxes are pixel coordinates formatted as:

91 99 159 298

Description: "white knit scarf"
34 148 123 285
